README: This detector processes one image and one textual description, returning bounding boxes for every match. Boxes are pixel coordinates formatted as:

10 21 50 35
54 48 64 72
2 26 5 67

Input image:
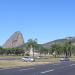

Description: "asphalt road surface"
0 61 75 75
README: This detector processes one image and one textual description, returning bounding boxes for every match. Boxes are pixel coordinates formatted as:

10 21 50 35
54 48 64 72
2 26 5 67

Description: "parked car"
22 57 35 62
60 56 70 62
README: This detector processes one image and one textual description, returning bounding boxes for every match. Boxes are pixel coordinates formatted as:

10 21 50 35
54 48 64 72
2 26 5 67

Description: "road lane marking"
41 69 54 74
70 64 75 66
19 68 35 71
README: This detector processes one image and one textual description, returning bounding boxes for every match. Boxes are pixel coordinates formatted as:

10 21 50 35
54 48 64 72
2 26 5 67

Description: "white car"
60 57 69 62
22 57 35 62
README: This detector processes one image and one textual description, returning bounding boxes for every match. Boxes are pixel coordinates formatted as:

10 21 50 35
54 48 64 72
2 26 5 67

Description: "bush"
25 53 30 56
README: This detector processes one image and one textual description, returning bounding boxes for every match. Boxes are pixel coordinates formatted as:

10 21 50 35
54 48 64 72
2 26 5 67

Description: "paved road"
0 58 21 60
0 61 75 75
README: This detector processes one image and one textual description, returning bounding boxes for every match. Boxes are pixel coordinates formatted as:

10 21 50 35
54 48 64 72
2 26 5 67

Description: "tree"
50 44 62 57
26 39 38 58
62 41 72 57
71 46 75 56
0 46 4 55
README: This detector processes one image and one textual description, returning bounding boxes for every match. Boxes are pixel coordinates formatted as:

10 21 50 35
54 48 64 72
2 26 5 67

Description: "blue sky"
0 0 75 45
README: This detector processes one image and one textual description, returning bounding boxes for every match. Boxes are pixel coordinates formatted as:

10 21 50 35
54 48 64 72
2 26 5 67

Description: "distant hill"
3 31 24 48
42 37 75 48
3 31 75 49
19 37 75 49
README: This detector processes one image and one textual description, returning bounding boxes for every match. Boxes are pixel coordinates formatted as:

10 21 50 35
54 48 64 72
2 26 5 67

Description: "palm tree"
26 39 38 58
62 41 72 57
50 44 62 57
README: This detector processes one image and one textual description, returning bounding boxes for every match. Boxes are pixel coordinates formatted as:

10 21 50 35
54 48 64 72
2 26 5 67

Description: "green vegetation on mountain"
43 37 75 48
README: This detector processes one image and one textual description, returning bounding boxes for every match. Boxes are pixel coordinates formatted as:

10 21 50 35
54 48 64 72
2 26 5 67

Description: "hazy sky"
0 0 75 45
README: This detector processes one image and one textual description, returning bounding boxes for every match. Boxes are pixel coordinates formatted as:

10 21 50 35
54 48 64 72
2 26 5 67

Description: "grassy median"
0 60 50 68
0 56 60 68
0 55 75 69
